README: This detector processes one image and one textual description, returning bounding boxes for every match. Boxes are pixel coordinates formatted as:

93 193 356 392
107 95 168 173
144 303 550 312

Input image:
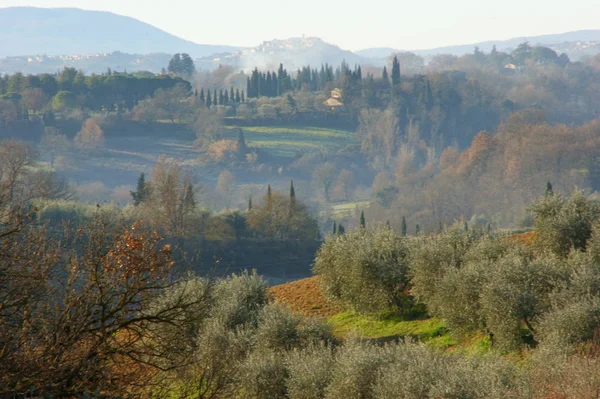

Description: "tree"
401 216 407 236
289 180 296 215
143 156 198 235
360 211 366 229
39 127 71 167
545 181 553 196
20 87 48 113
0 99 17 126
74 118 105 150
51 90 77 112
194 108 224 148
312 162 337 201
314 227 412 314
529 190 600 257
168 53 196 78
130 172 151 206
151 83 191 123
382 66 389 85
216 170 236 208
247 186 318 241
0 216 207 397
336 169 356 201
391 55 401 86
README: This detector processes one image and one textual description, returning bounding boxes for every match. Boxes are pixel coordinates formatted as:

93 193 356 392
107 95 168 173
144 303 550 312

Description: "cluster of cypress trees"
197 87 245 108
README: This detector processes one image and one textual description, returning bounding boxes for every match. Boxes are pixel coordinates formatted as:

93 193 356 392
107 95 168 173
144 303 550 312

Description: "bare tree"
74 118 105 150
40 126 71 167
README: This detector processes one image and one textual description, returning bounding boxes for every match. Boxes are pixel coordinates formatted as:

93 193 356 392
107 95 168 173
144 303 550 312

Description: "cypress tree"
289 180 296 214
241 90 245 103
248 196 253 211
416 224 421 236
487 222 492 234
213 89 218 106
545 181 553 196
382 66 389 85
130 172 150 206
360 211 366 229
235 89 241 103
386 220 391 230
401 216 407 236
464 221 468 232
218 90 224 105
247 77 252 99
199 88 205 104
391 55 401 86
206 90 212 108
224 90 229 104
338 224 345 234
230 86 235 103
333 221 337 235
184 184 196 211
266 184 273 212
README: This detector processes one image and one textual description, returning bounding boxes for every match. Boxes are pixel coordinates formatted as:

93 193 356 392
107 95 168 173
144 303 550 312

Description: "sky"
0 0 599 51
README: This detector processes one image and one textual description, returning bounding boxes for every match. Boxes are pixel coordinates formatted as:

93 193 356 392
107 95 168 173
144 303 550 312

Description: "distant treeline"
0 68 189 115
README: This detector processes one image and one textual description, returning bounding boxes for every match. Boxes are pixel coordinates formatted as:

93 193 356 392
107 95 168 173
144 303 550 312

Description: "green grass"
328 311 491 354
223 126 356 157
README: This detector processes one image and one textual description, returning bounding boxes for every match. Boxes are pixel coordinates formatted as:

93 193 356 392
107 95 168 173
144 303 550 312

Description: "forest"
2 40 600 398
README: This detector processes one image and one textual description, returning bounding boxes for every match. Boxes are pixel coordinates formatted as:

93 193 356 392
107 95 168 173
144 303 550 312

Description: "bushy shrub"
314 227 411 314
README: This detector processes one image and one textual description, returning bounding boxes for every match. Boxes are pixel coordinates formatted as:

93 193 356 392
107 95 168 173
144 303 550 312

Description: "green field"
223 126 357 157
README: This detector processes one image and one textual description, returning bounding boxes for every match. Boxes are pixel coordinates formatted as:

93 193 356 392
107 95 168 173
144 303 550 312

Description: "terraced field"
223 126 357 157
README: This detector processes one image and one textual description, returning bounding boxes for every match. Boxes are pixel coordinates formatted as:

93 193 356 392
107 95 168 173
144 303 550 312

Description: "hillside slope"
0 7 239 58
197 37 369 71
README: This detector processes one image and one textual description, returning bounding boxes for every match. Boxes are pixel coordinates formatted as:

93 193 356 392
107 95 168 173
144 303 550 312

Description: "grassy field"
326 201 371 218
223 126 357 158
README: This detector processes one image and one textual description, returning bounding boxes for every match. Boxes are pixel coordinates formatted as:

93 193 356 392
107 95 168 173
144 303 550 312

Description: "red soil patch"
506 231 537 246
269 275 339 318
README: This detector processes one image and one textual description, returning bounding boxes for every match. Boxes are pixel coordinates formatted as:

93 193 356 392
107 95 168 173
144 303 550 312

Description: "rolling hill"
357 29 600 60
0 7 240 58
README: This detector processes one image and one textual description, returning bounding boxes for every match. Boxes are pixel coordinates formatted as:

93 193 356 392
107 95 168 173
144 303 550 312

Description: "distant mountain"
0 7 240 58
358 30 600 61
197 37 369 71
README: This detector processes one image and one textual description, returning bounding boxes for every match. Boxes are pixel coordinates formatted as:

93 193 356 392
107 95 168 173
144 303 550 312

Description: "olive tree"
314 227 411 314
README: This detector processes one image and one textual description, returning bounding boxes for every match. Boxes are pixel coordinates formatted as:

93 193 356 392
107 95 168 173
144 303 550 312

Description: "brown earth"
505 231 537 246
269 275 339 318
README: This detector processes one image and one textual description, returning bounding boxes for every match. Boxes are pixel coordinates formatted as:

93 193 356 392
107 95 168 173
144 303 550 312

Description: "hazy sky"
1 0 599 51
